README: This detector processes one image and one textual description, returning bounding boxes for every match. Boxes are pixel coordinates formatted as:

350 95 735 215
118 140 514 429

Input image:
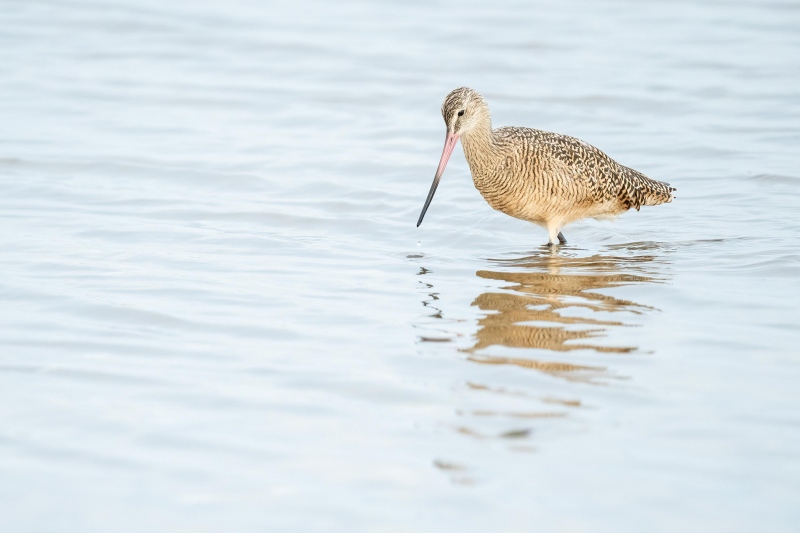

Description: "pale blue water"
1 0 799 531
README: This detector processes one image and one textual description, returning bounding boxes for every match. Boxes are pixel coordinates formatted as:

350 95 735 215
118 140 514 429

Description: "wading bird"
416 87 675 245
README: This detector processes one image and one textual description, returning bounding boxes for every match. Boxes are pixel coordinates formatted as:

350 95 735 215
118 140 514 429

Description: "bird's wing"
535 131 674 210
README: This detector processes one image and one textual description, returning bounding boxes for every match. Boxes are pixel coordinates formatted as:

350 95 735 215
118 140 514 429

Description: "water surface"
1 0 799 531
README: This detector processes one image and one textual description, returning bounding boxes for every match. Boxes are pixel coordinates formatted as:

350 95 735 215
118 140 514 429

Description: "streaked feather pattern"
441 87 675 244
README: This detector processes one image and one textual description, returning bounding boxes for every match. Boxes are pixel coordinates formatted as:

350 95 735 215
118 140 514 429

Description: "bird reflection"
413 245 670 458
466 250 663 379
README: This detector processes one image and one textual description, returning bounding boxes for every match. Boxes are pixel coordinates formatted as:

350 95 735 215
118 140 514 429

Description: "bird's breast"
470 163 547 222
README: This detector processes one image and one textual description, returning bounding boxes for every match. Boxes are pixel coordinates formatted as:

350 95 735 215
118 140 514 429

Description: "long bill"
416 131 460 227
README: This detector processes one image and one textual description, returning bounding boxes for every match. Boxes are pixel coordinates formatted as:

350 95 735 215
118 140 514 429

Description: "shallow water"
2 0 800 531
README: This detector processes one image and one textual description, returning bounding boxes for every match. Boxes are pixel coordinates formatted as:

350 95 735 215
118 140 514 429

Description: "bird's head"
416 87 490 227
441 87 490 136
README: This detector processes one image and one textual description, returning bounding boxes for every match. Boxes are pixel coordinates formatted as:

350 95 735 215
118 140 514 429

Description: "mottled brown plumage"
417 87 676 245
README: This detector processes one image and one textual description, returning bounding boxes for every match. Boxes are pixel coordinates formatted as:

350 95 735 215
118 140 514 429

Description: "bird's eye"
457 110 465 117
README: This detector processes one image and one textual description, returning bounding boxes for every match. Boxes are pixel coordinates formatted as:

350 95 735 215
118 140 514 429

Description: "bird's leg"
557 232 567 245
546 225 562 246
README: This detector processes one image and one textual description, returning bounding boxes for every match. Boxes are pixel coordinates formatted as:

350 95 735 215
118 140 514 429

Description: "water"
2 0 799 531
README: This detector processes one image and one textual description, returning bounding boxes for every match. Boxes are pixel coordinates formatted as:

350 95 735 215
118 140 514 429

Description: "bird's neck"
459 115 499 173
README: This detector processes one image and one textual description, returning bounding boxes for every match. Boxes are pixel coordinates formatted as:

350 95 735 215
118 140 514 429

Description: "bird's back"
471 127 674 224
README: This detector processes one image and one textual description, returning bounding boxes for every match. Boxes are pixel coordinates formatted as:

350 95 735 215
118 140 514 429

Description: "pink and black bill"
416 131 460 227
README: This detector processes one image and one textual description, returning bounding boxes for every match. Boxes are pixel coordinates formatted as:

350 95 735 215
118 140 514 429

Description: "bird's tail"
641 177 676 206
621 165 675 209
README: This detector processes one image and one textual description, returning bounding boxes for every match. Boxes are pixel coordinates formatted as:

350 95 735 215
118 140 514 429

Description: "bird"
416 87 675 245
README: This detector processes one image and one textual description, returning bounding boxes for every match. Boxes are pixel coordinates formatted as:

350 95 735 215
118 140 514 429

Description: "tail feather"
642 178 675 206
620 166 675 209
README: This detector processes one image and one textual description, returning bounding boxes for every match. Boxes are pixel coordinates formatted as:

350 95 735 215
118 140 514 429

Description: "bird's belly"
478 186 544 222
475 181 571 223
474 173 623 225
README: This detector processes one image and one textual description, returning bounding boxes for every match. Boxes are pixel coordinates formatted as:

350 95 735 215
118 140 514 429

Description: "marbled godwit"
416 87 675 245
